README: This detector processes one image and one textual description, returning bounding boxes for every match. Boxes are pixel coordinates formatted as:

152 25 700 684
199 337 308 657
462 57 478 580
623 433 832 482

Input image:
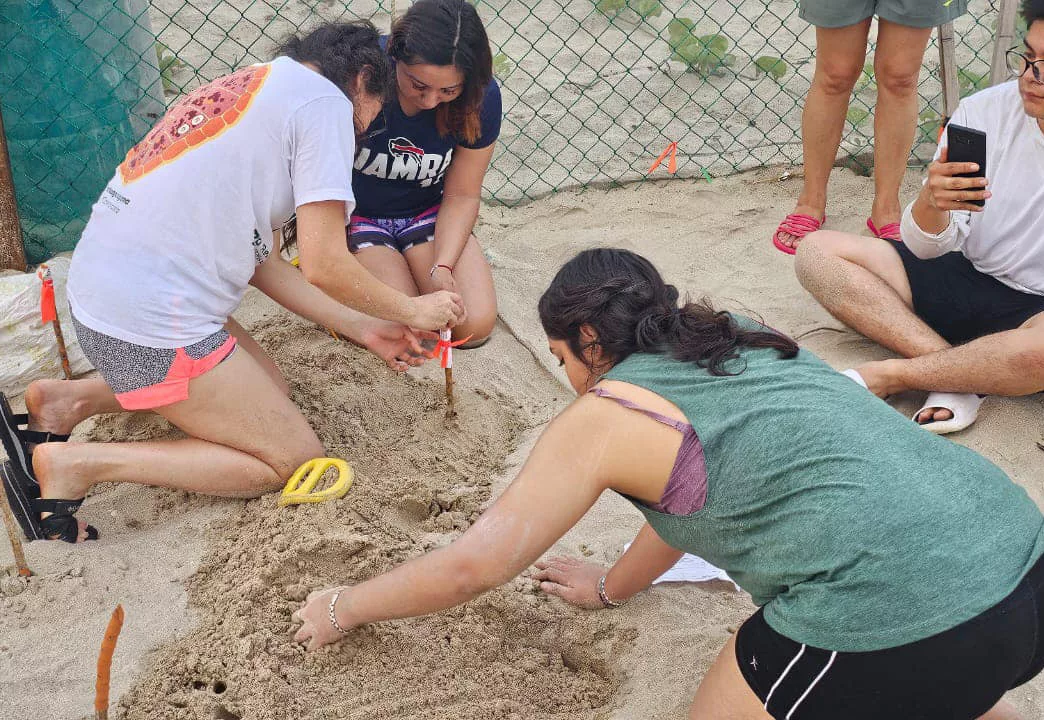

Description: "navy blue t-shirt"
352 69 502 219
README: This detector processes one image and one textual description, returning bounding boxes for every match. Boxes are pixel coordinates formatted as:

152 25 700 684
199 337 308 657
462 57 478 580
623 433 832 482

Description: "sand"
2 166 1044 718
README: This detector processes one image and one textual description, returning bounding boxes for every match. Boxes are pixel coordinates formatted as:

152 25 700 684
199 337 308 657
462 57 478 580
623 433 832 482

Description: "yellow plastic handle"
278 458 354 506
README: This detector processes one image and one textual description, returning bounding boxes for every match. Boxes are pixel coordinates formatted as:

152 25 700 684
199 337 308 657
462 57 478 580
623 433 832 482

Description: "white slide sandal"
840 368 868 388
913 392 985 435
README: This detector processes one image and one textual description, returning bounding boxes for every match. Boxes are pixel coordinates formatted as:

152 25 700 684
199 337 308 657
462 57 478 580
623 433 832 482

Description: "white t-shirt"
68 57 357 347
900 81 1044 296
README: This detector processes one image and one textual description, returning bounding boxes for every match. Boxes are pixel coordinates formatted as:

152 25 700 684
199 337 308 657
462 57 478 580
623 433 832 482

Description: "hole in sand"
213 680 227 694
192 680 206 691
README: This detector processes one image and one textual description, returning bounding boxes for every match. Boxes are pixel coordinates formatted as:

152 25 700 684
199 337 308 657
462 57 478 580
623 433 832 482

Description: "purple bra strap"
589 387 691 433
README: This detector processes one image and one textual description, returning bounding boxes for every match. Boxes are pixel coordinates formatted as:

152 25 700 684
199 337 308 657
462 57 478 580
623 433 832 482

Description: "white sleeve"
287 95 356 220
899 103 972 259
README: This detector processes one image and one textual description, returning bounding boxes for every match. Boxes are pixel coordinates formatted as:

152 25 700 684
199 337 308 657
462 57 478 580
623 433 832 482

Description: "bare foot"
915 405 954 424
852 359 908 399
24 379 90 437
31 442 94 543
868 197 901 233
775 203 825 252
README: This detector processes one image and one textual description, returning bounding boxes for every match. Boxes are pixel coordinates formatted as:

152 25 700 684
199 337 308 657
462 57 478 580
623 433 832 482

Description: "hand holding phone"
925 124 990 212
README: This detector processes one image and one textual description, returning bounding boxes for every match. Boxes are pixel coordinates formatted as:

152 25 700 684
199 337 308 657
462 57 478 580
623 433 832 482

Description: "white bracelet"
598 574 625 608
328 587 350 634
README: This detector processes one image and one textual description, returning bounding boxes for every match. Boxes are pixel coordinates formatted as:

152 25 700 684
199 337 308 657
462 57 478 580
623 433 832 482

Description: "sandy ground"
2 167 1044 719
143 0 999 203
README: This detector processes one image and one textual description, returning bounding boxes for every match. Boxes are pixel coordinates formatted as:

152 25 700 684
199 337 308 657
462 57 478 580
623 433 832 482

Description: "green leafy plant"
855 62 875 91
492 52 513 79
754 55 788 81
957 67 989 95
156 43 184 94
667 19 735 77
917 107 943 144
845 106 871 129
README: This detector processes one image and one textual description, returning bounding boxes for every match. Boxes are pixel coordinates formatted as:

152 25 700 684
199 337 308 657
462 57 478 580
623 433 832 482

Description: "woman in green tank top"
292 248 1044 720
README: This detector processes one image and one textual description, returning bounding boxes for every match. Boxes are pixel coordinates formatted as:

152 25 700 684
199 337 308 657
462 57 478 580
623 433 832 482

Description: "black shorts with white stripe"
736 552 1044 719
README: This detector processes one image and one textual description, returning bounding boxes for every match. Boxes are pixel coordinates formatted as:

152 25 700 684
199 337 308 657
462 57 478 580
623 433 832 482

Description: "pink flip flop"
866 218 901 242
772 213 825 255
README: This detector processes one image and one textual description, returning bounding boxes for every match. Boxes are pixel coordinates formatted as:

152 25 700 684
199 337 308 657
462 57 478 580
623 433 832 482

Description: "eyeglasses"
359 109 387 142
1006 47 1044 84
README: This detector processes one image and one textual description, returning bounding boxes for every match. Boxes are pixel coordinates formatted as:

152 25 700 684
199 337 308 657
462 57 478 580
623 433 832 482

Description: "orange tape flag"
428 332 473 369
648 141 678 175
37 265 56 325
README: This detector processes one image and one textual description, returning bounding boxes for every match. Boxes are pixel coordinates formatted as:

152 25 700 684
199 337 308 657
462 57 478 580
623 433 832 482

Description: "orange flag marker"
95 604 125 720
648 141 679 175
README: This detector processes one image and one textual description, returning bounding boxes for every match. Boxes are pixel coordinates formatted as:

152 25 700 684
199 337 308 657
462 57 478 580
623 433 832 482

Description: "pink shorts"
71 314 237 411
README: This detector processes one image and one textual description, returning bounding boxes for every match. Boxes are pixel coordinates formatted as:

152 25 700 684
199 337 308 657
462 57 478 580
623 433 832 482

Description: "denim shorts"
798 0 968 29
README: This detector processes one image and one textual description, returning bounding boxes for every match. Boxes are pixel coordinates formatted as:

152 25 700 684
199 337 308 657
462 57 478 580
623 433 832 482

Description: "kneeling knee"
264 437 326 490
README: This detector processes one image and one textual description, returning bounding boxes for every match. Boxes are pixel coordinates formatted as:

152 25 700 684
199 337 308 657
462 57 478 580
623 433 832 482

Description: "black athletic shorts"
893 242 1044 346
736 552 1044 720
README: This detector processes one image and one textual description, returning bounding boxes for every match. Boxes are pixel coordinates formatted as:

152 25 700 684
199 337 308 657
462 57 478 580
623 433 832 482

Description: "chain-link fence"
0 0 1010 263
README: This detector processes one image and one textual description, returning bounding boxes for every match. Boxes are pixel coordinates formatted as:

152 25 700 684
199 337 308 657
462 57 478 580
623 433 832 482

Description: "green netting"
0 0 1012 263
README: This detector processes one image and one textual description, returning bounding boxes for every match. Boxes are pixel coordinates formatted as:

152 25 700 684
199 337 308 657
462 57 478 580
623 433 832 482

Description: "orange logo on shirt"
119 64 271 184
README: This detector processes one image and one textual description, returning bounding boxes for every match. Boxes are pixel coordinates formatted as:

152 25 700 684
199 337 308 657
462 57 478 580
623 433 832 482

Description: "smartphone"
945 123 987 207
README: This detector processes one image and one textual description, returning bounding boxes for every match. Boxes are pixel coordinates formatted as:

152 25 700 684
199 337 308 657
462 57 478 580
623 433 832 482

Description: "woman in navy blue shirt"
351 0 501 345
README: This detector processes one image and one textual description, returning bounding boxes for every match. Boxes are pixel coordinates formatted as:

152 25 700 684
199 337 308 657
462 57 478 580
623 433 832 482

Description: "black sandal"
1 391 70 488
1 461 97 543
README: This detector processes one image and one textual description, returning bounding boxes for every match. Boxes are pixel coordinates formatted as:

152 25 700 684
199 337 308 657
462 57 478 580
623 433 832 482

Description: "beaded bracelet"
328 587 350 635
598 574 625 608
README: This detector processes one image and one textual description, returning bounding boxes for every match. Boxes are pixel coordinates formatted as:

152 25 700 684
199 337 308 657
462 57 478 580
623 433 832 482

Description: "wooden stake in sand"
38 265 73 380
441 329 456 419
430 329 471 419
95 604 125 720
0 479 31 577
0 104 26 273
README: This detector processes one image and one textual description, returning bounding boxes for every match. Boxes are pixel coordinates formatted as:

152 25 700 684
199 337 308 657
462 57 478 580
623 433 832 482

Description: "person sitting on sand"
346 0 500 346
793 0 1044 435
294 248 1044 720
0 22 465 544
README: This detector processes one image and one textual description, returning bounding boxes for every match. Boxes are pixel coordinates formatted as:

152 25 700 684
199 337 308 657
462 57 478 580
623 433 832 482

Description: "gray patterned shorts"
71 313 237 410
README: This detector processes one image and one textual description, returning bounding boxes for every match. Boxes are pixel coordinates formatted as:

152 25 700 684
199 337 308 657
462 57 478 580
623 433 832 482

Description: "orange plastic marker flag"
428 333 473 369
95 604 125 720
37 265 57 325
648 142 678 175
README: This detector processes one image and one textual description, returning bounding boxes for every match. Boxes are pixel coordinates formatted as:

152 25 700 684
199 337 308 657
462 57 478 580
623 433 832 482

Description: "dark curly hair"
1025 0 1044 26
277 21 391 102
538 248 799 377
388 0 493 144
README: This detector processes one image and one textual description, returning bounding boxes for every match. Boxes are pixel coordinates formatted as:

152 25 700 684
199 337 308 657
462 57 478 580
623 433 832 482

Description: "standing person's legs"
775 18 872 251
869 20 933 234
405 235 497 345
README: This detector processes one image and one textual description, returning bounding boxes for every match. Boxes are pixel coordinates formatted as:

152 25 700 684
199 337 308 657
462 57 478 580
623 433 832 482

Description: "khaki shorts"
799 0 968 29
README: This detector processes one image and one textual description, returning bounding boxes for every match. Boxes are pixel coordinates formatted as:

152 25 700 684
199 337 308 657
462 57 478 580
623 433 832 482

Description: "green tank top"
604 323 1044 652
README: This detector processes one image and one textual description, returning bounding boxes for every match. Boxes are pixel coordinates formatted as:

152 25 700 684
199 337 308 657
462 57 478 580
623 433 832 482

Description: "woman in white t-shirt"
0 22 465 544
